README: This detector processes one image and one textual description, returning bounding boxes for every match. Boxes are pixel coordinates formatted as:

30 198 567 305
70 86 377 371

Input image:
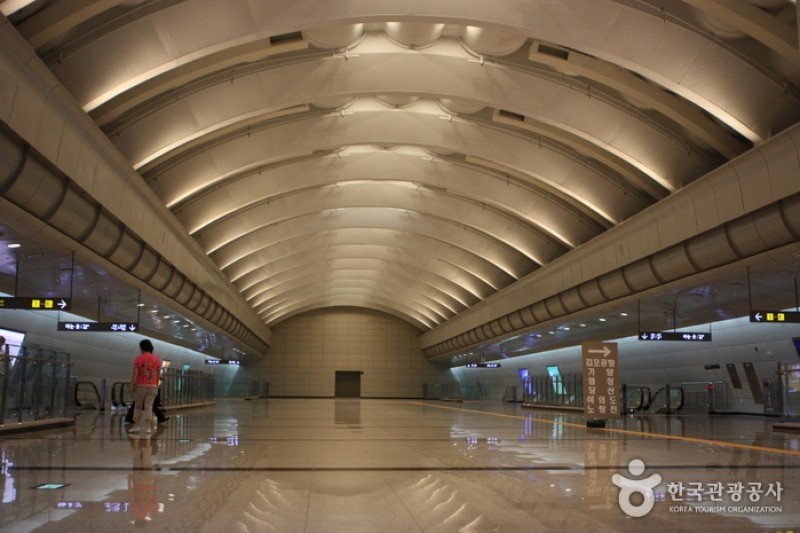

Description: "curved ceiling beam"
264 297 430 330
16 0 128 50
680 0 799 67
117 37 713 197
237 238 509 307
213 207 538 284
42 1 796 147
526 40 748 160
257 281 441 326
149 104 653 232
178 149 605 249
91 37 310 124
251 266 456 323
235 233 512 296
242 253 471 315
193 181 556 265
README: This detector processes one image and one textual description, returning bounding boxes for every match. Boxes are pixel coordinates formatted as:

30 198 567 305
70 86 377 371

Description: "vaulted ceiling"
1 0 799 363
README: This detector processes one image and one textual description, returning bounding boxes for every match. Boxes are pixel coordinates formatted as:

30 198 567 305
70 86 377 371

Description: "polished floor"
0 399 799 532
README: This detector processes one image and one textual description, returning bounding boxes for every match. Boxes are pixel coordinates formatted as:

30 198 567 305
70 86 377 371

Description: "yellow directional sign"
0 297 71 311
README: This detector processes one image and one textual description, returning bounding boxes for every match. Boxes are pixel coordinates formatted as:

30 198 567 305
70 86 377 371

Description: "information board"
581 341 619 417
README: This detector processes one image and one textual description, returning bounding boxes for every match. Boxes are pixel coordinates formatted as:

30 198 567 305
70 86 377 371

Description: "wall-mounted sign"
750 311 800 323
639 331 712 342
205 359 240 365
0 297 70 311
58 322 139 332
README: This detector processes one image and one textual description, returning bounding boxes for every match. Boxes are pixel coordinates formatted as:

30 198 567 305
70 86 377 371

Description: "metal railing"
159 367 214 407
1 343 72 426
81 368 215 413
521 374 583 409
681 381 728 412
779 363 800 420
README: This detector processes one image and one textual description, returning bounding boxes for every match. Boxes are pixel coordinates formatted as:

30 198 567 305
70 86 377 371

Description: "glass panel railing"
521 374 583 409
1 344 72 426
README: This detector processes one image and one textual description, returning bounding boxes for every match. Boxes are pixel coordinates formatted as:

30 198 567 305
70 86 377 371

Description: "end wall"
245 307 445 397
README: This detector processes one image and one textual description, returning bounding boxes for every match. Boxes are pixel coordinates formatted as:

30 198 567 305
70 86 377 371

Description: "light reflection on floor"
0 399 798 532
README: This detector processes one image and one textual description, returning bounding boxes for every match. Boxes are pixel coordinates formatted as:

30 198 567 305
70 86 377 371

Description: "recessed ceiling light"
620 312 628 317
598 317 607 322
7 243 21 249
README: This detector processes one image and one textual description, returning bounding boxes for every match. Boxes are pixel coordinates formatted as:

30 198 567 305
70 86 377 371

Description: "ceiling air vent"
534 43 569 61
496 109 525 122
270 32 304 45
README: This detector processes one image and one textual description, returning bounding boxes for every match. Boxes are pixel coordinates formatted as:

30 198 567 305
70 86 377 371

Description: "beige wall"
248 307 445 397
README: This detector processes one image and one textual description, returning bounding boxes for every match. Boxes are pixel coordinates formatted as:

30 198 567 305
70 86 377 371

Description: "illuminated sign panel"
639 331 712 342
57 322 139 332
0 297 70 310
205 359 240 365
465 362 501 368
750 311 800 323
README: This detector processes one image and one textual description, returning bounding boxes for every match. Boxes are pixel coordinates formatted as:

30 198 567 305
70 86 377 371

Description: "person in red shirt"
129 339 161 434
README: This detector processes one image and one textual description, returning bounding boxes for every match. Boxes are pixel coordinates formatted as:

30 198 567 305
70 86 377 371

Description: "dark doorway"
335 371 361 398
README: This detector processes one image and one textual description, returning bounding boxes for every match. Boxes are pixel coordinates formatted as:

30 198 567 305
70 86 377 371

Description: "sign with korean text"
57 322 139 332
582 341 619 417
639 331 712 342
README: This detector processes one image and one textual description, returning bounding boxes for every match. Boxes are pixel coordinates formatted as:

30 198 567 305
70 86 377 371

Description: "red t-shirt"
134 352 161 386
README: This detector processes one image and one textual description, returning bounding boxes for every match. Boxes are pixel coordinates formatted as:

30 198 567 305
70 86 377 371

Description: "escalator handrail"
73 380 101 409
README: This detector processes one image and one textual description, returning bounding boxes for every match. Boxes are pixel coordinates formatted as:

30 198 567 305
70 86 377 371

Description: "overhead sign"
465 362 501 368
206 359 240 365
58 322 139 332
581 341 619 417
750 311 800 323
0 297 70 311
639 331 712 342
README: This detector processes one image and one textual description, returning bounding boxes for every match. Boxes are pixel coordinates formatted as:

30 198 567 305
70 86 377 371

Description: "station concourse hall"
2 1 800 532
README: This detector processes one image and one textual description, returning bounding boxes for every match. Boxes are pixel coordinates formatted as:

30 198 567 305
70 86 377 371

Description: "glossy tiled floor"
1 399 799 532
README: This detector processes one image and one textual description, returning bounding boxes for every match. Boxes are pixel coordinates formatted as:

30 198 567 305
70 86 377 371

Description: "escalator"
623 385 684 414
642 386 684 414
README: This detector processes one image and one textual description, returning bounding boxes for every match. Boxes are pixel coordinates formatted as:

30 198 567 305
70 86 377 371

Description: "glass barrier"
159 367 214 407
779 363 800 420
521 374 583 409
0 343 72 426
